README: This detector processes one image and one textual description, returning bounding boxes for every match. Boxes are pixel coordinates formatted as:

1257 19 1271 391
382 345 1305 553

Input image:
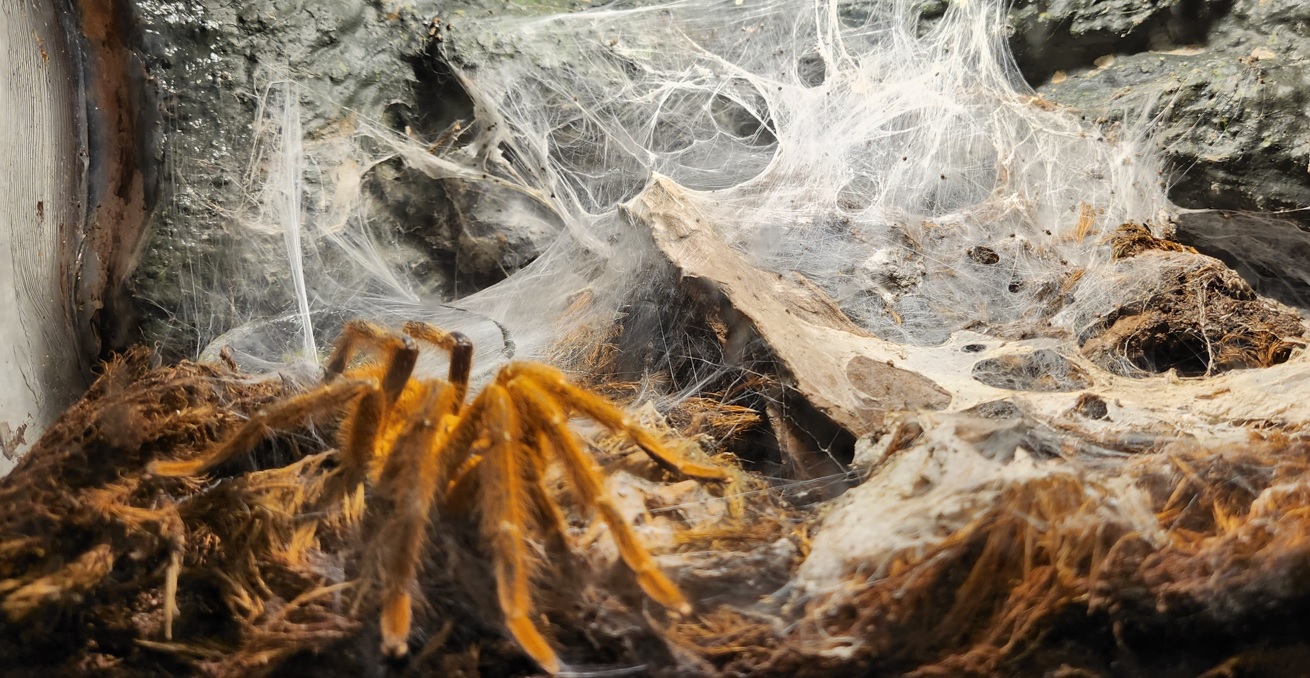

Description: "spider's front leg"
476 384 561 673
402 321 473 405
369 383 461 660
148 378 376 477
152 320 424 480
371 380 564 671
370 379 496 662
326 320 420 406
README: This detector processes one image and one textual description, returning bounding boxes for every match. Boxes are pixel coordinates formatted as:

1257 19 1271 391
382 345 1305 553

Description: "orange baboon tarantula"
150 320 730 673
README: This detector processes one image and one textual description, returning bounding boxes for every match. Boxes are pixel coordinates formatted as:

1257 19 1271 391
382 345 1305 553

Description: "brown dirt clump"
1110 222 1199 259
1080 254 1305 376
672 435 1310 678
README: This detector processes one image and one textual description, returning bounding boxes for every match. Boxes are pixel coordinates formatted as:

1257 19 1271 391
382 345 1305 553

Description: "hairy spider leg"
439 437 570 543
523 431 573 558
503 363 732 483
320 321 471 514
440 437 564 529
325 321 419 403
370 378 575 669
148 378 377 477
320 385 384 518
373 382 498 660
477 384 560 674
317 321 425 510
371 382 462 660
507 377 693 616
155 320 423 480
402 321 474 406
442 455 484 514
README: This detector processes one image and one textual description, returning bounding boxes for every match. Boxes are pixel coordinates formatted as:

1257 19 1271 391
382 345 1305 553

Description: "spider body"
149 320 730 673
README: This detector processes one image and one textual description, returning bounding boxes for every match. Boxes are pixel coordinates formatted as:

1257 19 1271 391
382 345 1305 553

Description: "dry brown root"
669 424 1310 678
16 342 1310 678
0 346 756 677
0 348 362 676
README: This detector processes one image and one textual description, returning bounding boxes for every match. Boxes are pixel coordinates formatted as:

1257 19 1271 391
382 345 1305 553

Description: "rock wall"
1015 0 1310 219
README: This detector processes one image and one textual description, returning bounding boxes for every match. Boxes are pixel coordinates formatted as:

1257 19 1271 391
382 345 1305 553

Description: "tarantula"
149 320 731 673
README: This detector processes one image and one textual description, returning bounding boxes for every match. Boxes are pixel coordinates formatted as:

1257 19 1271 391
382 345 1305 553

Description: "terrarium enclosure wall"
5 0 1310 675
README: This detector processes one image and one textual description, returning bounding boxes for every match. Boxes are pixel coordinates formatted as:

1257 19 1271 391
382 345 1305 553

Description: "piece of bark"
627 175 951 438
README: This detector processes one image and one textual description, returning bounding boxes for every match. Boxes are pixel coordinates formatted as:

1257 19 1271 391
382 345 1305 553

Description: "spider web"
194 0 1182 380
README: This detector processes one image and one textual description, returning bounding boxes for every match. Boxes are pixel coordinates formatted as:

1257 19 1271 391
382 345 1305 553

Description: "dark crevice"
1007 0 1234 87
400 38 475 140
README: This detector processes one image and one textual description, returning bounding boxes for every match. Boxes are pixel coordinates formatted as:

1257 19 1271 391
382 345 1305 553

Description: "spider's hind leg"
508 378 693 618
504 363 731 483
523 431 573 561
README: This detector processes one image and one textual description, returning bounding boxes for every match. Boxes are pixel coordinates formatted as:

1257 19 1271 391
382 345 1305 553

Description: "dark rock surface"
125 0 553 359
1015 0 1310 221
1007 0 1229 83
